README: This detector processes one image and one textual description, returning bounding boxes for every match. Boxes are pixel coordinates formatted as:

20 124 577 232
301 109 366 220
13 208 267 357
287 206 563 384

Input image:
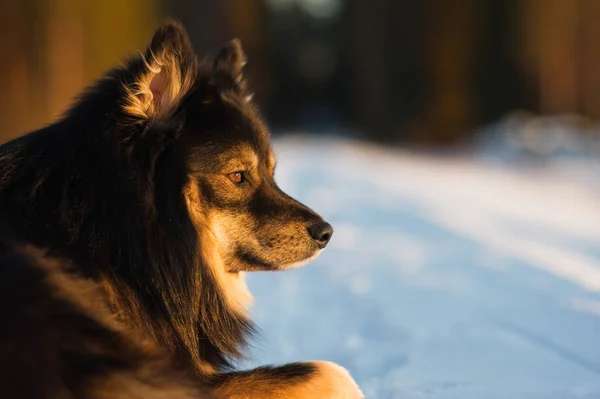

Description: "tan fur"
90 374 199 399
207 203 321 270
212 362 364 399
280 250 322 269
210 211 255 262
267 152 276 176
14 246 204 398
183 179 254 315
100 278 163 349
123 50 196 120
220 144 260 175
28 246 118 330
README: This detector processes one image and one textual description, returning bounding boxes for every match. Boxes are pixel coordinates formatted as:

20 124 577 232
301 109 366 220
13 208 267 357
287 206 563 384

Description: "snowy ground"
241 130 600 399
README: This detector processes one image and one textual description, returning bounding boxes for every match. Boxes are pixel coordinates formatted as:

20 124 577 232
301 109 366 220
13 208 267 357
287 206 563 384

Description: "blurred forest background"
2 0 600 146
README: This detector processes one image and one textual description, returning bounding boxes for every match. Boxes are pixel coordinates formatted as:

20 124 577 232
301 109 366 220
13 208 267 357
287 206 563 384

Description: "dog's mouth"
229 246 322 272
235 248 273 271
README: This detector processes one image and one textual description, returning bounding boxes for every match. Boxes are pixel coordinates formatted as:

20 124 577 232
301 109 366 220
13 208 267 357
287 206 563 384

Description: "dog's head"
122 22 332 273
0 20 334 373
112 21 335 370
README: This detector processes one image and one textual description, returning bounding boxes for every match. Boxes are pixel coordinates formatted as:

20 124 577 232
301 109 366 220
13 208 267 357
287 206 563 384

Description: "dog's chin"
229 248 323 272
276 250 323 270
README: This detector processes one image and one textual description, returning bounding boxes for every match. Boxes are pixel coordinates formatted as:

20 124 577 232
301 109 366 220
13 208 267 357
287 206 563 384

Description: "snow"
240 131 600 398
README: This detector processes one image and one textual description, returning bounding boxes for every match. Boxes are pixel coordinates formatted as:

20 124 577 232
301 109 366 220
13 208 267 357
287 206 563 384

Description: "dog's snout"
308 221 334 249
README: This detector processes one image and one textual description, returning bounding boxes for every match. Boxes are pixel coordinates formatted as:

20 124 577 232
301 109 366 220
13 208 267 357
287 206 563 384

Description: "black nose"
308 221 334 249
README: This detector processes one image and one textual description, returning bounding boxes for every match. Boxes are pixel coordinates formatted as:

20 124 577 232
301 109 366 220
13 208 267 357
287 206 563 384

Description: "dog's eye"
227 171 246 185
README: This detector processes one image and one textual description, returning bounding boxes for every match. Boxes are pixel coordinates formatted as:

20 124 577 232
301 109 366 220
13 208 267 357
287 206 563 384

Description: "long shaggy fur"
0 20 363 399
0 22 250 375
0 228 212 398
122 24 198 120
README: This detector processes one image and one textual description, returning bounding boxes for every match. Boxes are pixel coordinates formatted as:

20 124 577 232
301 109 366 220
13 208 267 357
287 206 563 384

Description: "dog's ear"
123 20 198 120
212 39 252 101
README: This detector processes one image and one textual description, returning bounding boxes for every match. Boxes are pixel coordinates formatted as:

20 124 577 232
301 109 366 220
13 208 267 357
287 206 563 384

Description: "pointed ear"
123 20 198 120
212 38 251 98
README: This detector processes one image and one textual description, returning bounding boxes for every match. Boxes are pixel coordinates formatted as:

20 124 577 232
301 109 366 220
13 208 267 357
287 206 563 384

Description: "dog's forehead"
188 124 273 169
232 141 274 169
183 82 274 163
220 95 274 162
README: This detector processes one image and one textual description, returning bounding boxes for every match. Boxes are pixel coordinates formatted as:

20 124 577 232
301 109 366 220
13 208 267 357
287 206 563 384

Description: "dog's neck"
183 179 255 314
0 131 256 374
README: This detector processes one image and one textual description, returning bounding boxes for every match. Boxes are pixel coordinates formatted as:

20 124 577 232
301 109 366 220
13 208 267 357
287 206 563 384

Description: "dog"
0 20 363 398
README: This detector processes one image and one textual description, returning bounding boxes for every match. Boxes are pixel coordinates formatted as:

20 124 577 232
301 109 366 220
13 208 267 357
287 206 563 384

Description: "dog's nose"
308 221 334 249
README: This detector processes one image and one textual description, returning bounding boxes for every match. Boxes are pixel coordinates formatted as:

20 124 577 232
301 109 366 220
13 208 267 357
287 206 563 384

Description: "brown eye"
227 171 246 185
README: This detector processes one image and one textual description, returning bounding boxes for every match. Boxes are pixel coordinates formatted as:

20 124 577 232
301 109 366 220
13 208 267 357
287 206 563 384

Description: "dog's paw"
308 361 364 399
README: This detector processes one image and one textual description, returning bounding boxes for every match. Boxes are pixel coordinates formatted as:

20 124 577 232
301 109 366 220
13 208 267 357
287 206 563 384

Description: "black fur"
0 20 353 398
0 21 252 374
0 227 212 398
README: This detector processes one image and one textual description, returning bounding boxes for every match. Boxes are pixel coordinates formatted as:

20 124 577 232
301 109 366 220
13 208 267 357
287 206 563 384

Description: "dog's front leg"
209 361 364 399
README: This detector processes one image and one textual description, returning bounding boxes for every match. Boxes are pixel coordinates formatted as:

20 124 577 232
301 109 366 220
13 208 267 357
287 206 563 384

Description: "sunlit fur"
122 27 197 120
0 231 210 398
0 20 362 398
